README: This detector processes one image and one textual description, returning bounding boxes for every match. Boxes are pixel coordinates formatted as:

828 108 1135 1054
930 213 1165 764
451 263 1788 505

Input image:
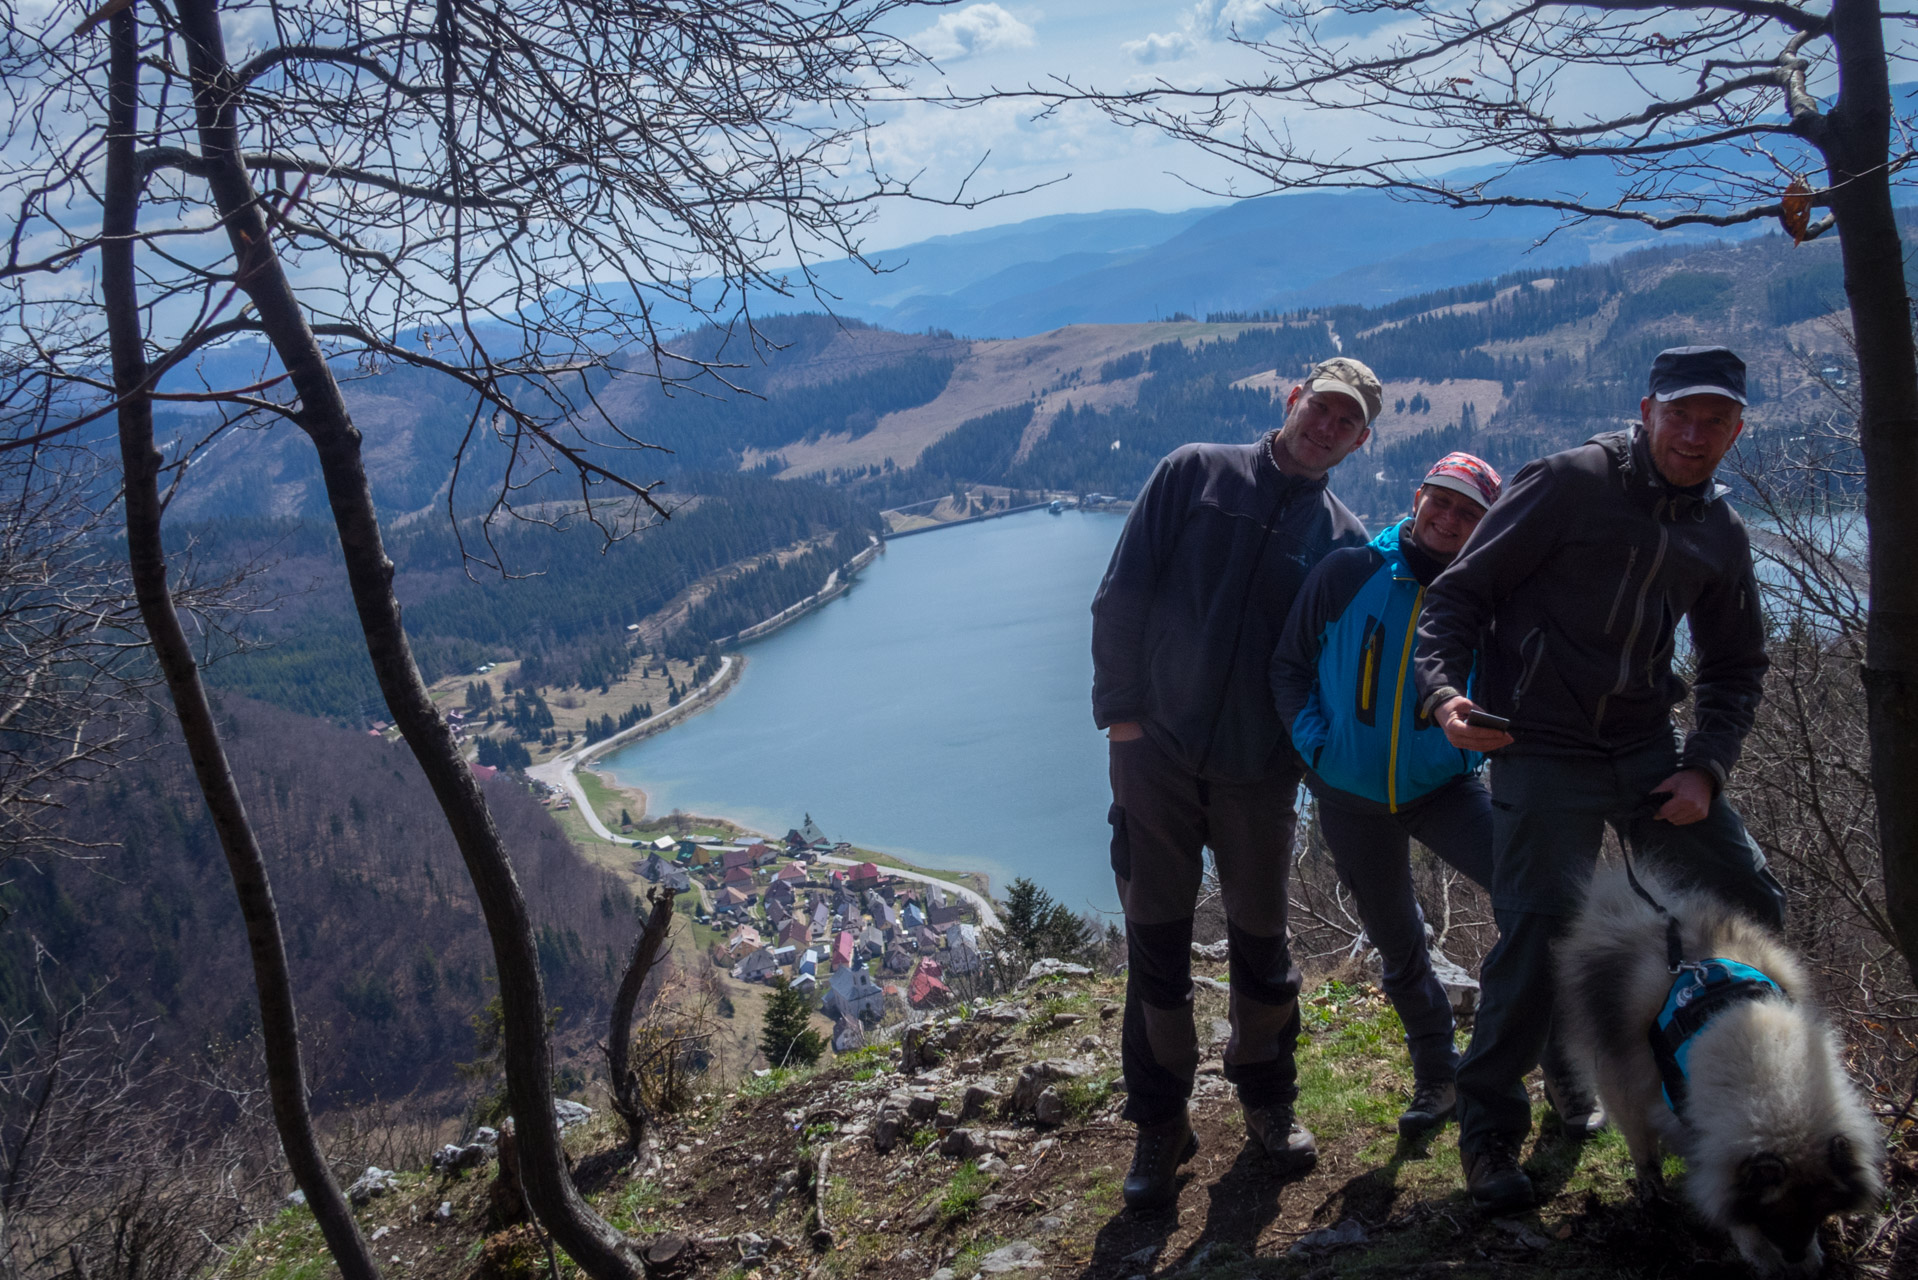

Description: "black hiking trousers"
1108 732 1303 1126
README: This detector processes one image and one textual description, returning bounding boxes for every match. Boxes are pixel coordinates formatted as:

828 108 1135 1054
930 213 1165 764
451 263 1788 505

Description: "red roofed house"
746 842 778 866
833 930 855 969
470 764 498 781
780 918 811 949
720 848 754 872
907 955 950 1008
776 861 807 882
722 864 753 888
849 862 881 888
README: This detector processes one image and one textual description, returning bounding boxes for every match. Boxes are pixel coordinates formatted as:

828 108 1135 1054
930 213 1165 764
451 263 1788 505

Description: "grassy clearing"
575 770 640 833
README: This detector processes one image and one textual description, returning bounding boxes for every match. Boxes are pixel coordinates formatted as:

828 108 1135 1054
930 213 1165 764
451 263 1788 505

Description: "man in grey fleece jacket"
1414 345 1787 1215
1091 357 1375 1211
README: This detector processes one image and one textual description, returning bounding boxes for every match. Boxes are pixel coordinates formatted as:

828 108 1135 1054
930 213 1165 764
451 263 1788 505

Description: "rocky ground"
232 963 1904 1280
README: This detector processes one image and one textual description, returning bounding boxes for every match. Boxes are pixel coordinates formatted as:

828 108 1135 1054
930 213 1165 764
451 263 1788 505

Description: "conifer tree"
760 977 824 1068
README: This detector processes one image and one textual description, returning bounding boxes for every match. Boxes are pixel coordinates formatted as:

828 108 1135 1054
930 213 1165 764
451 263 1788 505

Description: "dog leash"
1621 835 1687 973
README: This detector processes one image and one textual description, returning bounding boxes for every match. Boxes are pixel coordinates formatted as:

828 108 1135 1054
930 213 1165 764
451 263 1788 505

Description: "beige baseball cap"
1304 356 1384 426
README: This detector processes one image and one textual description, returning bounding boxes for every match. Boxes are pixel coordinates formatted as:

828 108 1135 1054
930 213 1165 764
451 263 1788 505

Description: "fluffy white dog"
1555 864 1881 1275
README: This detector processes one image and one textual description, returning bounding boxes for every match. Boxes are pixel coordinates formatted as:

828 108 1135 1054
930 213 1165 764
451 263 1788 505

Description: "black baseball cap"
1649 345 1748 405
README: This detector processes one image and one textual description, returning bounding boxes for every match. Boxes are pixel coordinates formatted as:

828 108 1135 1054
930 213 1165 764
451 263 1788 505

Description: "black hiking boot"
1397 1078 1457 1139
1242 1102 1318 1176
1463 1137 1535 1215
1544 1071 1607 1139
1123 1111 1198 1211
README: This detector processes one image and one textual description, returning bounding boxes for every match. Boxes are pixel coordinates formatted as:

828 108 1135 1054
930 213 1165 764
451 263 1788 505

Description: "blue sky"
851 2 1891 252
860 2 1287 246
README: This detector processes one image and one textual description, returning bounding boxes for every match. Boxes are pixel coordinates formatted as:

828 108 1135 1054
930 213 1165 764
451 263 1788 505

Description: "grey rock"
431 1142 490 1174
1121 1245 1158 1265
976 1003 1026 1025
1099 1003 1120 1020
553 1098 592 1130
978 1194 1006 1212
977 1240 1043 1272
984 1047 1019 1069
1022 959 1092 984
1190 939 1230 962
286 1190 306 1206
976 1155 1009 1178
1010 1060 1086 1114
959 1083 999 1122
874 1110 906 1153
434 1201 453 1223
939 1127 992 1159
906 1092 941 1122
346 1167 397 1207
1033 1086 1067 1127
1077 1035 1102 1053
1208 1017 1232 1046
930 1270 956 1280
1047 1012 1085 1029
1288 1218 1368 1256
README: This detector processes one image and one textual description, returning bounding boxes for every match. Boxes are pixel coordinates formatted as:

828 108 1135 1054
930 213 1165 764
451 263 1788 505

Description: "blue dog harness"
1651 958 1785 1116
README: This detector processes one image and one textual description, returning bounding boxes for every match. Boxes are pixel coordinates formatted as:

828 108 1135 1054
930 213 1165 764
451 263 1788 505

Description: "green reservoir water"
600 508 1127 917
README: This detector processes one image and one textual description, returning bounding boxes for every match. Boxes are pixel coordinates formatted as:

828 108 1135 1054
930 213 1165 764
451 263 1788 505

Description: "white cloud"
1123 31 1197 65
1188 0 1282 40
913 4 1038 62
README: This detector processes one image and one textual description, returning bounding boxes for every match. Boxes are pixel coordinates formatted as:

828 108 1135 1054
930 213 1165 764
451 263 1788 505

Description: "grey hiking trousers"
1108 732 1303 1126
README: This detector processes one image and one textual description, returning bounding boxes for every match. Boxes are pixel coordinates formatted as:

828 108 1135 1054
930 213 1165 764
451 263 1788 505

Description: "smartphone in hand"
1464 709 1512 732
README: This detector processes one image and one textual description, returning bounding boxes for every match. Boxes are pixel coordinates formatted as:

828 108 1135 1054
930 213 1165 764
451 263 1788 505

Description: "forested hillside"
853 224 1895 522
195 472 878 720
3 699 631 1107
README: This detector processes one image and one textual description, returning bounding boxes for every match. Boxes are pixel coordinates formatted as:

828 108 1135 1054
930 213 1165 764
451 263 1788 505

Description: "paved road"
524 658 738 843
523 653 1000 932
815 853 1001 932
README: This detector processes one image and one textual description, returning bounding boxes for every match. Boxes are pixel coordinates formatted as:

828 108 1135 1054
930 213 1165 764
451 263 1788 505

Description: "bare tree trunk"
97 13 380 1280
1826 0 1918 984
608 890 678 1149
172 5 643 1275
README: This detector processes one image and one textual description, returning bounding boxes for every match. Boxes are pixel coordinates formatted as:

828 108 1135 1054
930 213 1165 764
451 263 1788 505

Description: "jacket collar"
1259 429 1333 494
1593 427 1729 520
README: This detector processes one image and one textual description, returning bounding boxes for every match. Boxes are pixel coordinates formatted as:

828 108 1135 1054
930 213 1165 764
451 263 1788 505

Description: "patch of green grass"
948 1233 1005 1275
910 1126 938 1151
737 1065 810 1099
939 1161 990 1222
1052 1070 1120 1121
605 1179 670 1232
225 1205 332 1280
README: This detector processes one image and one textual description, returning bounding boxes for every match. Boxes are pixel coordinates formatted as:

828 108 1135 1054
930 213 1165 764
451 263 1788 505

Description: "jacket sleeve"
1414 456 1564 715
1680 537 1768 787
1090 453 1192 728
1272 548 1376 755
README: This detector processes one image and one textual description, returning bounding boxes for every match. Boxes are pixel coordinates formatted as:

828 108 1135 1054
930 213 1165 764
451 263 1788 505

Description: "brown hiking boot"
1242 1102 1317 1175
1122 1111 1198 1211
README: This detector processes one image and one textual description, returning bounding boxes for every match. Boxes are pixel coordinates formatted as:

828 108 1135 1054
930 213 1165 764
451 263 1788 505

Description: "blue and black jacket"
1271 520 1482 813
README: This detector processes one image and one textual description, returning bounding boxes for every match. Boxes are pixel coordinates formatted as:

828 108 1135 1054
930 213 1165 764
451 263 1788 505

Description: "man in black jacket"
1092 356 1376 1210
1414 346 1786 1214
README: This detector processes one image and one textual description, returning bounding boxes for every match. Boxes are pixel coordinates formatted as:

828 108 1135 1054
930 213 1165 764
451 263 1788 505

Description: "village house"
946 935 982 975
810 902 830 937
907 954 950 1007
832 930 855 970
884 941 913 974
726 924 762 954
928 903 963 928
848 861 881 889
858 924 884 959
913 924 943 952
779 918 811 950
832 1014 865 1054
902 901 926 930
821 964 885 1023
732 948 779 983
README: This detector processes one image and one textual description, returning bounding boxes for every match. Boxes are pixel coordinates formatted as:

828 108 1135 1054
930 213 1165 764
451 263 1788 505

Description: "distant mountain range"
774 158 1775 338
